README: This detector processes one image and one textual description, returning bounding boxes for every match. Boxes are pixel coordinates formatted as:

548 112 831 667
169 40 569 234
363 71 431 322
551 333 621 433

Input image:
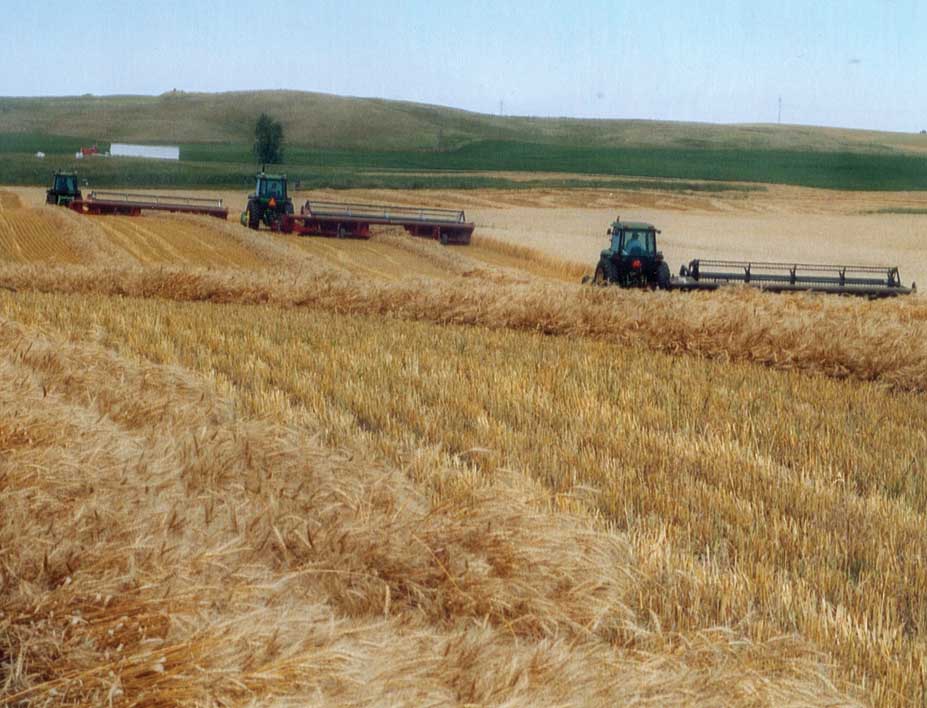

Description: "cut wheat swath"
2 262 925 392
0 315 858 705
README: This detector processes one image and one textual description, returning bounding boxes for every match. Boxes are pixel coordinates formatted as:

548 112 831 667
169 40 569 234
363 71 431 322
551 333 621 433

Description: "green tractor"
45 171 82 207
590 219 671 289
241 172 294 230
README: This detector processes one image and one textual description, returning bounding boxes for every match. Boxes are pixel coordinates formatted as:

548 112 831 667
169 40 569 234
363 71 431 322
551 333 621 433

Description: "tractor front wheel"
593 265 610 286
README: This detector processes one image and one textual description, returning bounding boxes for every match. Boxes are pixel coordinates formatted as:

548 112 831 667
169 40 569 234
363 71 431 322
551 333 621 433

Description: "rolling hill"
3 90 927 190
2 89 927 153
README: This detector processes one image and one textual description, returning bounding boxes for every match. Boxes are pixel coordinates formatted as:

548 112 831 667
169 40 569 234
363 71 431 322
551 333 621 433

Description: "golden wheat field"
2 183 927 706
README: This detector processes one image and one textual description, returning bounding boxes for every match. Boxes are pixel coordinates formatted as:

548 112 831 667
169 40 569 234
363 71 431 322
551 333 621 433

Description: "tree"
253 113 284 165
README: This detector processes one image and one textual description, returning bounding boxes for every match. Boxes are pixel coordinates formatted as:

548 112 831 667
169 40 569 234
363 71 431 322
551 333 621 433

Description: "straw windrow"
0 317 856 705
1 262 924 392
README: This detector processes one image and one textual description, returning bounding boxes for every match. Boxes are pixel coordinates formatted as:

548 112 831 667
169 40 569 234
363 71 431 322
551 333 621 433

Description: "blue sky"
3 0 924 131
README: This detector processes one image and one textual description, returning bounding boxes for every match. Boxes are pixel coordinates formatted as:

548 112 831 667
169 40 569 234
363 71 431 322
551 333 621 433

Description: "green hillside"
2 90 927 190
3 89 927 153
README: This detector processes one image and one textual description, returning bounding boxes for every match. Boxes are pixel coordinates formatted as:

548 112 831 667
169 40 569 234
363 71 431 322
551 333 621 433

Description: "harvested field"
3 264 926 393
454 190 927 288
87 215 272 269
7 287 927 704
467 234 586 281
0 205 281 269
289 230 457 281
282 183 927 287
2 183 927 705
0 190 23 211
0 311 857 707
0 206 85 265
57 182 927 284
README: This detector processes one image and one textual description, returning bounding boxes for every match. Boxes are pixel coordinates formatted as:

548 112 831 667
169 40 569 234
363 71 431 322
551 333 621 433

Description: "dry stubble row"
0 313 854 706
4 290 927 703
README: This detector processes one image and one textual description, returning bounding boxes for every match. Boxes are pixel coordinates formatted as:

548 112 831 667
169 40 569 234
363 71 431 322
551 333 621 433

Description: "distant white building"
110 143 180 160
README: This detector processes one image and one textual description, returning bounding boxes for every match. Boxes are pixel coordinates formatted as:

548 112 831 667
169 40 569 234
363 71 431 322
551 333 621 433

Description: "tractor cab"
46 171 82 206
256 173 288 202
594 219 670 288
609 226 659 257
242 172 295 230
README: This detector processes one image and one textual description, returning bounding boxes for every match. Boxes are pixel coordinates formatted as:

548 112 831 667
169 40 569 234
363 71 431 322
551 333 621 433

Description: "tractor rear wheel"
246 201 261 230
656 261 671 289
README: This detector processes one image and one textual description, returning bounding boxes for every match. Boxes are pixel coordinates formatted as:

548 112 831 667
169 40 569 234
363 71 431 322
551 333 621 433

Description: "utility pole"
500 99 504 116
778 96 782 124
